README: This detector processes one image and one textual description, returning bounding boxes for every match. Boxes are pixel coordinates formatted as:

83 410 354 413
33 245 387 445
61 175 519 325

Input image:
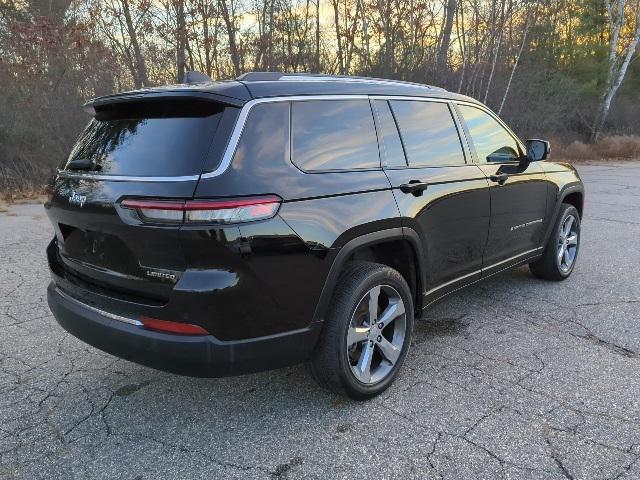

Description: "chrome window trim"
56 171 200 182
55 288 143 326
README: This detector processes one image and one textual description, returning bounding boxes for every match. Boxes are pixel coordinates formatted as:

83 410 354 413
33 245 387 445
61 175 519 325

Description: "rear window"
291 100 380 171
64 99 224 177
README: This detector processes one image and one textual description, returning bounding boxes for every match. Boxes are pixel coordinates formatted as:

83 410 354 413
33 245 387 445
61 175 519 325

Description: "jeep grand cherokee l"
45 72 584 399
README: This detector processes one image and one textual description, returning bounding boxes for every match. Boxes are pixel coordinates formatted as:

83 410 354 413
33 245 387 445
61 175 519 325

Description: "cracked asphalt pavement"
2 163 640 479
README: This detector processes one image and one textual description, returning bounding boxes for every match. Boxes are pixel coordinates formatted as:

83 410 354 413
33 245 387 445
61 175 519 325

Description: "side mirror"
526 139 550 162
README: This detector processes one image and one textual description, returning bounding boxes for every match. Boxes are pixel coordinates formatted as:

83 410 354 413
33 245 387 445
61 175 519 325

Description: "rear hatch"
45 97 231 303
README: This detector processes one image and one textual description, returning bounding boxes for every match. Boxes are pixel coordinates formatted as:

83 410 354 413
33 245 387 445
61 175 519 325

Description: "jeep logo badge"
68 191 87 208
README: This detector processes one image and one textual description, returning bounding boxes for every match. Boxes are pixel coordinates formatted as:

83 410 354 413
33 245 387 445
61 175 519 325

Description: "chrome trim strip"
368 95 453 103
56 171 200 182
425 247 543 296
55 288 143 327
483 247 543 270
424 268 482 296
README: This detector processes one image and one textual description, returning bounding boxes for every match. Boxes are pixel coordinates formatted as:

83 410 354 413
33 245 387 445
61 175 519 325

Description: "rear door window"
374 100 407 168
64 99 224 177
291 100 380 171
390 100 465 167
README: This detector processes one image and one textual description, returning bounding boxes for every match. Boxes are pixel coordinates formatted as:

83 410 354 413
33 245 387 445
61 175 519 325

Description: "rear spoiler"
83 87 249 116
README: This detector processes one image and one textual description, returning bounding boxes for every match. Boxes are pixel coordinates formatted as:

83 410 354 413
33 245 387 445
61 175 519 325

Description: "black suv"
46 72 584 399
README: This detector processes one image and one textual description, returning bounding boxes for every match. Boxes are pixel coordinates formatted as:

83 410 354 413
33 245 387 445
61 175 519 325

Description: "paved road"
1 163 639 480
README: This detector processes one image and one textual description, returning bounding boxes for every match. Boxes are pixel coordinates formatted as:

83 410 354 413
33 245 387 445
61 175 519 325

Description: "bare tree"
498 7 532 114
590 0 640 142
175 0 186 82
437 0 457 81
219 0 241 76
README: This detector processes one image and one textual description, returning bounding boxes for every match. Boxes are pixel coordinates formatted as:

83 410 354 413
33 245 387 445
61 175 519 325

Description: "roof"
85 72 478 112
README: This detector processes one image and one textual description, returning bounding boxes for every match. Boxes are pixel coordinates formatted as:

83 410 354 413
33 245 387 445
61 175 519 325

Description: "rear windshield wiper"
66 159 101 171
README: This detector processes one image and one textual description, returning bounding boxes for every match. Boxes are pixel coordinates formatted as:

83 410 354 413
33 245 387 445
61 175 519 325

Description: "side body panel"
477 161 549 273
193 98 400 338
385 167 490 293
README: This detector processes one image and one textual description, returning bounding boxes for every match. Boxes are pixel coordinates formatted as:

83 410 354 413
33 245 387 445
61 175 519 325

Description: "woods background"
1 0 639 192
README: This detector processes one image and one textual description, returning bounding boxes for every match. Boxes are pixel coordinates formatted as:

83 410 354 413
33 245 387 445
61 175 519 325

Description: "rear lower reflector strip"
140 316 210 336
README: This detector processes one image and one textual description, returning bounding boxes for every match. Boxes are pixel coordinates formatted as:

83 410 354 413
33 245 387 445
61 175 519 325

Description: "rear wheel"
310 262 414 400
530 203 581 281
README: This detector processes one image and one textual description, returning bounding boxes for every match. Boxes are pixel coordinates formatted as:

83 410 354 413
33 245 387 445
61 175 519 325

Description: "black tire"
309 261 414 400
529 203 581 281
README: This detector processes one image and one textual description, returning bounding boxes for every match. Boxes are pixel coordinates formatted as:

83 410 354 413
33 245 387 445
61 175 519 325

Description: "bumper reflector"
140 316 209 336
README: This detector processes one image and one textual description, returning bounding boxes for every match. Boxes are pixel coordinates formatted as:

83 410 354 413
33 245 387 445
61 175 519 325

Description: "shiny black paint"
385 166 490 290
46 78 584 377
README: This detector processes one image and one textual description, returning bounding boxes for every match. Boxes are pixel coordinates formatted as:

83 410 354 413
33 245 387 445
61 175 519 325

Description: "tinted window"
65 100 223 176
374 100 406 168
458 105 521 163
233 102 289 169
390 101 465 167
291 100 379 171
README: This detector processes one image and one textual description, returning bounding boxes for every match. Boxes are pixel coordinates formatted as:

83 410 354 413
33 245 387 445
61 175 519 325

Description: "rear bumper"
47 283 321 377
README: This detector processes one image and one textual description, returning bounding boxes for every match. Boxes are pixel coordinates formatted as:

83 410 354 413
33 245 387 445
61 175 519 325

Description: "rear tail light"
121 195 281 225
140 316 209 335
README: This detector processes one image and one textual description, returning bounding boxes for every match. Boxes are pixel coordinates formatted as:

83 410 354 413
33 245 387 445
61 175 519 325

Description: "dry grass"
1 187 48 204
0 188 47 215
553 135 640 162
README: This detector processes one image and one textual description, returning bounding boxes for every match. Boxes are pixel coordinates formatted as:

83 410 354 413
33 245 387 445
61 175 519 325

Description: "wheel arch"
540 183 584 248
311 228 426 325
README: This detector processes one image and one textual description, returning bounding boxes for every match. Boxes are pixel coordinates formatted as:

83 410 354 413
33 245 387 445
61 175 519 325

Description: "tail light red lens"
140 316 209 335
121 195 281 225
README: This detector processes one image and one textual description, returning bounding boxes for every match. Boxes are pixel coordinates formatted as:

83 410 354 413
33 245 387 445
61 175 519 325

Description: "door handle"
489 173 509 185
399 180 429 196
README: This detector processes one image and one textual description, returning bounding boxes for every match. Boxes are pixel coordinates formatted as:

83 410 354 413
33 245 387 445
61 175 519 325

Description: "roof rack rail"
236 72 285 81
236 71 446 91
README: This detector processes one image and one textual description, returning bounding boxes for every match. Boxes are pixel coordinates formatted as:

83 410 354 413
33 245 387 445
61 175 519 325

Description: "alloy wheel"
346 285 407 385
557 214 579 273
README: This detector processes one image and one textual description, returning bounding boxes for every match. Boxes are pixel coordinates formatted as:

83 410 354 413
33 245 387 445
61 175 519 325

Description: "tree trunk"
483 0 505 104
201 0 212 77
121 0 149 87
331 0 345 74
456 0 466 92
590 2 640 143
498 12 531 115
315 0 321 71
219 0 241 77
437 0 457 83
176 0 186 83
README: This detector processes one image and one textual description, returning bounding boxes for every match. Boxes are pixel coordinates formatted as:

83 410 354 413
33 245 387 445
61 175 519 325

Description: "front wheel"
530 203 581 281
309 262 414 400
